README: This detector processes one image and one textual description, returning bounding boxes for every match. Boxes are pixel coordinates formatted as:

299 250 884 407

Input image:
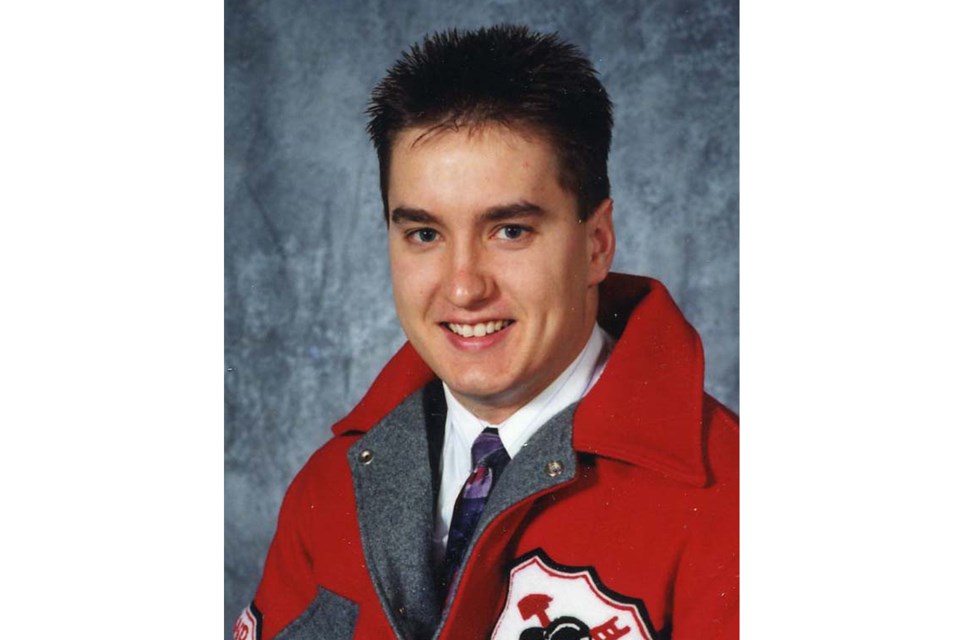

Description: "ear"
585 198 616 286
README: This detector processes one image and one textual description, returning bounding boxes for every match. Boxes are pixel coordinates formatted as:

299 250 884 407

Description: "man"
236 25 738 640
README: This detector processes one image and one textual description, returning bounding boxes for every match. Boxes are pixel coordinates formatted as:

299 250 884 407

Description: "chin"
449 374 532 408
446 378 507 401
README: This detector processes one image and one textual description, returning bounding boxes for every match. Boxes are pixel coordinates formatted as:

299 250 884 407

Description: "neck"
448 322 601 425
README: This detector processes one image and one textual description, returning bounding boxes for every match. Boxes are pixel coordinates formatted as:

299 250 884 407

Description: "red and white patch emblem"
491 550 657 640
233 604 261 640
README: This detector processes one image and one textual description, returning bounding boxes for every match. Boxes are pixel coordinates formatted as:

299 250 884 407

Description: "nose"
444 243 494 309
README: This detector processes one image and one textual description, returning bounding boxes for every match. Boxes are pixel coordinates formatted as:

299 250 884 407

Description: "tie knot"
471 427 508 470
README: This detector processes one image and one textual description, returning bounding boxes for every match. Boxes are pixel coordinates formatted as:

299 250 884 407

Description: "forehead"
387 124 566 209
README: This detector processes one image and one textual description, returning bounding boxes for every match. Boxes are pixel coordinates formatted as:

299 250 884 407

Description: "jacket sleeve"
241 468 318 640
670 534 739 639
670 403 739 639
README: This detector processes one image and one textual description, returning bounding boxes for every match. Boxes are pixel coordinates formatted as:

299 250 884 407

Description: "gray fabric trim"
349 387 445 639
349 385 579 640
274 586 359 640
432 402 580 638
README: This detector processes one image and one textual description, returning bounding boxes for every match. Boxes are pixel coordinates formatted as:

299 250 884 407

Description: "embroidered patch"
233 603 262 640
491 549 656 640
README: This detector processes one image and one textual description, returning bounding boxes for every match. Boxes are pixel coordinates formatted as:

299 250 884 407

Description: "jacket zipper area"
433 473 578 640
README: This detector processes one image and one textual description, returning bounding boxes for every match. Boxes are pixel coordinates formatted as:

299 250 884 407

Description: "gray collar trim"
349 385 579 640
433 402 578 636
348 385 444 639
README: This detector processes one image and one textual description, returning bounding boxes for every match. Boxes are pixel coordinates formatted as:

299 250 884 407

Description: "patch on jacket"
233 602 262 640
491 549 656 640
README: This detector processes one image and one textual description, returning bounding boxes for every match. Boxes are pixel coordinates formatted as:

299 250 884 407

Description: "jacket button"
358 449 374 465
546 460 563 477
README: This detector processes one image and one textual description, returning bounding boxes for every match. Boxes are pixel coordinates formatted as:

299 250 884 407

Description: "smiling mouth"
443 320 514 338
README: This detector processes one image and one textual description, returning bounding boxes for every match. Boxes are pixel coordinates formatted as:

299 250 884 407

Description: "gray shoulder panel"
274 587 359 640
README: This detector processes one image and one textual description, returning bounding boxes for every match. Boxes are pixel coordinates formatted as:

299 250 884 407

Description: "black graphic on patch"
520 615 593 640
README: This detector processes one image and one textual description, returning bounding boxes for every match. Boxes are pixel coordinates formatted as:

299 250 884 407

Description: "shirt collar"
442 323 612 459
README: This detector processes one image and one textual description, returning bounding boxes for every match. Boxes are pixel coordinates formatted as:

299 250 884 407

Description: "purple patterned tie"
440 426 511 593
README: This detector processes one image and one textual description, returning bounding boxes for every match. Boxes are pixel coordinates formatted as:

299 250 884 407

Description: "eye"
407 228 439 244
495 225 531 241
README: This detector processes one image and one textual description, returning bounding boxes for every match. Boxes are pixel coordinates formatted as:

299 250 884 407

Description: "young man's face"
387 124 615 424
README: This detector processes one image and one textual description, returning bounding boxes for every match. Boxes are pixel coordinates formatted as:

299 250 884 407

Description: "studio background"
225 0 738 635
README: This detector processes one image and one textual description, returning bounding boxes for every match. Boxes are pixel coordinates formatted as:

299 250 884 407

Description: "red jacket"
238 274 738 640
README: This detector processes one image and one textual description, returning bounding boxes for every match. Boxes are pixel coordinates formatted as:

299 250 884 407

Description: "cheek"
389 256 415 310
390 254 436 310
391 276 419 315
511 241 589 299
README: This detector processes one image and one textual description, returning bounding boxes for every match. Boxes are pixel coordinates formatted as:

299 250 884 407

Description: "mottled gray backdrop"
225 0 738 635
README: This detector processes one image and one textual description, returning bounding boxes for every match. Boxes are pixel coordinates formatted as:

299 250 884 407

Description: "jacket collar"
332 273 707 487
578 273 707 486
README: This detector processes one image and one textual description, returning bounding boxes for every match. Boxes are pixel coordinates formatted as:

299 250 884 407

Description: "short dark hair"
367 25 613 221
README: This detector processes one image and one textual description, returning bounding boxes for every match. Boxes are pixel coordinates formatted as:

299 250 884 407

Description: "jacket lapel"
435 404 579 638
348 382 446 639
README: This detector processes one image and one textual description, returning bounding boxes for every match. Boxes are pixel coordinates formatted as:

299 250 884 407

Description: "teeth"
447 320 510 338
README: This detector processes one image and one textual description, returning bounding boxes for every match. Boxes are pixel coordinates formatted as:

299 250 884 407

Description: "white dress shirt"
433 323 614 561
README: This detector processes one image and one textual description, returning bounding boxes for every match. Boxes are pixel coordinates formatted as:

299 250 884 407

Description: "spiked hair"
366 25 613 221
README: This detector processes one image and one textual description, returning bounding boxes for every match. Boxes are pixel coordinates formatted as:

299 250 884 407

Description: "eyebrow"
389 207 434 225
479 201 546 223
390 201 545 225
